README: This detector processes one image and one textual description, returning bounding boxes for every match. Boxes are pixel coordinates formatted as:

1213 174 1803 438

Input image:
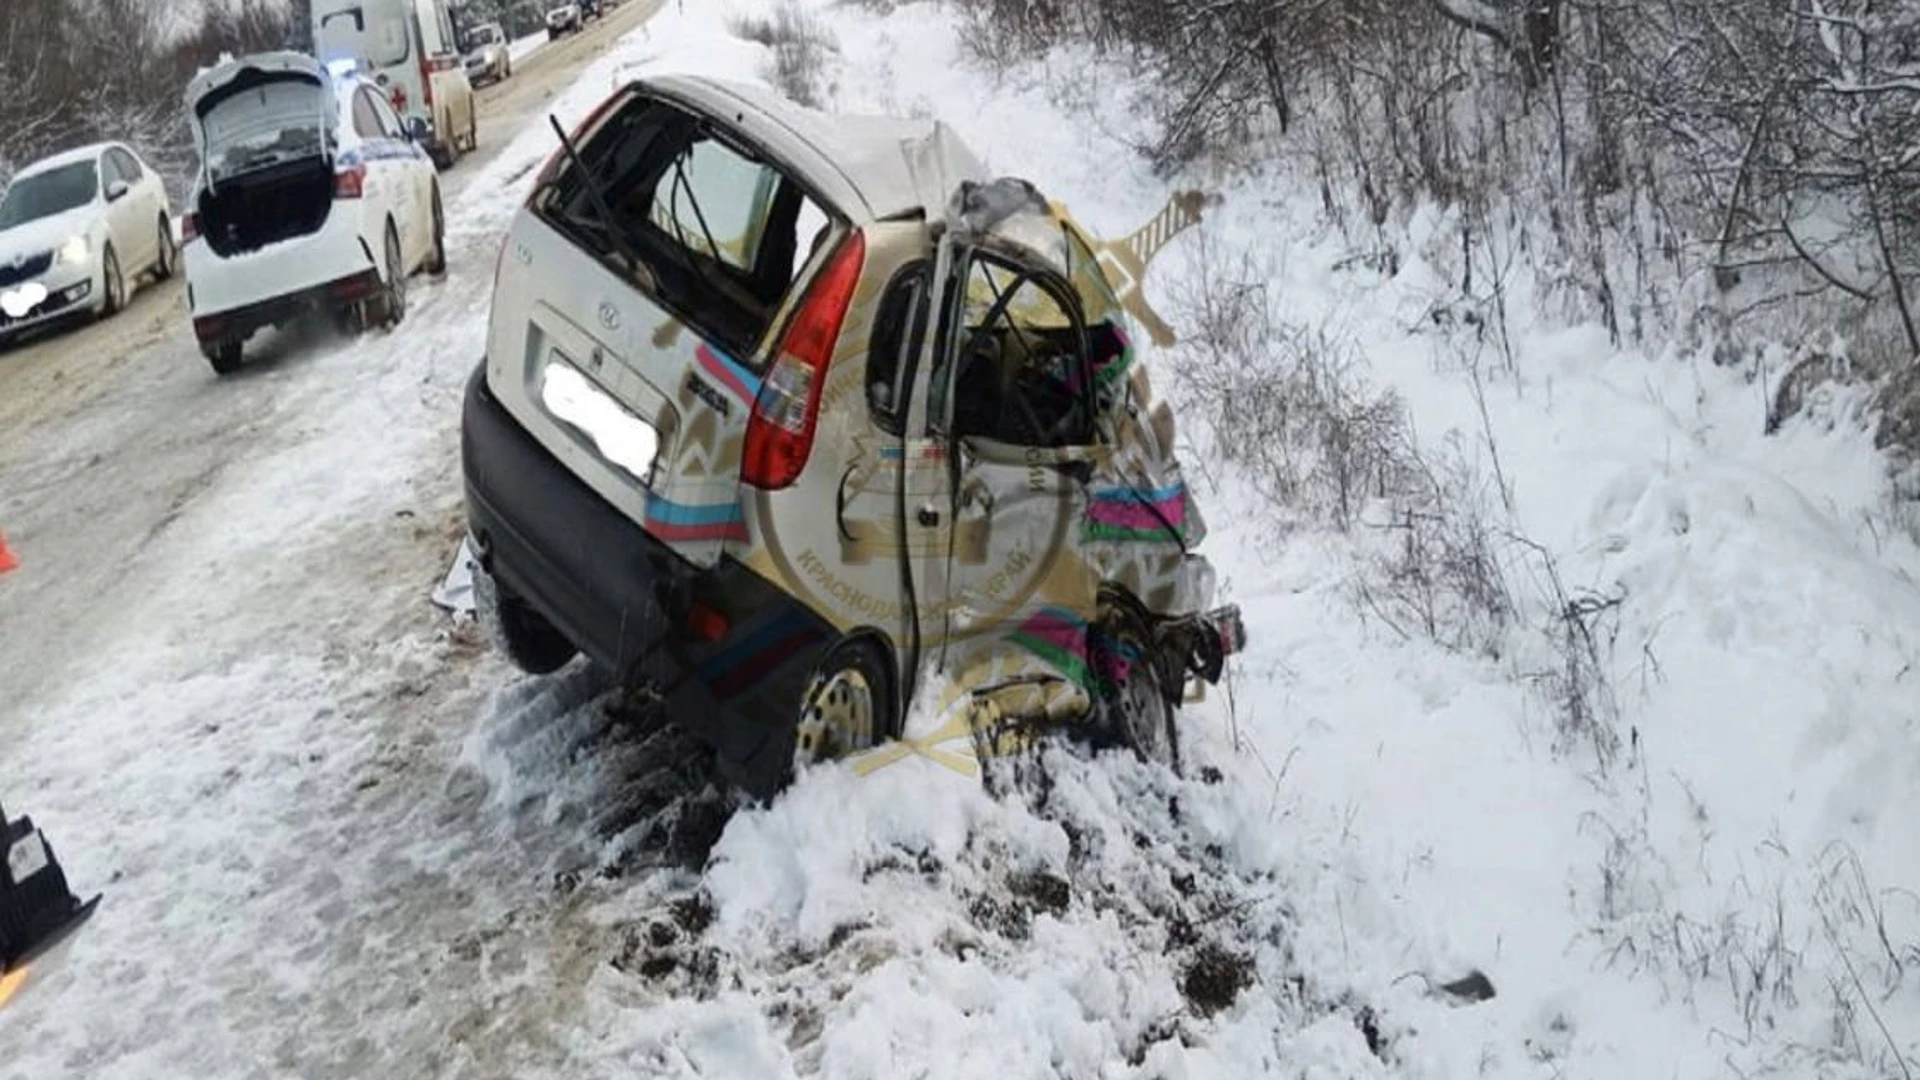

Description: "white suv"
0 143 176 347
546 3 583 38
181 53 446 374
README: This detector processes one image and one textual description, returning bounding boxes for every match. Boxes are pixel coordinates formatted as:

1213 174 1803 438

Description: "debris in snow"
430 535 476 616
0 803 100 975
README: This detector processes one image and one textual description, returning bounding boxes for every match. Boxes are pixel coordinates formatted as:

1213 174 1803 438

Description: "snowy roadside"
523 1 1920 1077
510 30 548 64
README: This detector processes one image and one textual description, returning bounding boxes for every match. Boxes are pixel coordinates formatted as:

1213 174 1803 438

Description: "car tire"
377 222 406 328
99 243 124 318
1090 597 1181 773
152 216 177 281
791 637 895 775
204 340 243 376
475 563 577 675
424 185 447 276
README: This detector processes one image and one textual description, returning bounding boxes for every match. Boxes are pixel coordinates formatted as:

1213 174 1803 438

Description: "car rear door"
491 89 839 567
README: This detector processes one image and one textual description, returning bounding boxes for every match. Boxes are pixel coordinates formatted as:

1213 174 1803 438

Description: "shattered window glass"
1059 221 1135 414
940 255 1095 448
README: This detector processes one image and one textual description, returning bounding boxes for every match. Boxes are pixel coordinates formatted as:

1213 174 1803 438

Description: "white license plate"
540 356 660 483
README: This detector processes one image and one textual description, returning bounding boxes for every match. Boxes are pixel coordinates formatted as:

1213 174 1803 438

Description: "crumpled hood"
0 206 97 264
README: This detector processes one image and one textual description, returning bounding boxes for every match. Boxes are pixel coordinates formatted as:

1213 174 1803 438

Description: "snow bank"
520 0 1920 1075
509 30 548 64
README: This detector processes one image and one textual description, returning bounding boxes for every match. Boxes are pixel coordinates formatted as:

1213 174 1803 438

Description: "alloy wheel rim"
1117 637 1171 763
794 668 875 765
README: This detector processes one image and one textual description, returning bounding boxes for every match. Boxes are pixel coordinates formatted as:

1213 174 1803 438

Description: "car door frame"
905 231 1107 677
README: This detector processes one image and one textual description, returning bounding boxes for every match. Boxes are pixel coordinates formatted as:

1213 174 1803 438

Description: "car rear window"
536 93 837 365
199 79 329 182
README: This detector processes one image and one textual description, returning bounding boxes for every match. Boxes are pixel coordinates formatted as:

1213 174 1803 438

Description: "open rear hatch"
492 86 861 568
186 52 338 257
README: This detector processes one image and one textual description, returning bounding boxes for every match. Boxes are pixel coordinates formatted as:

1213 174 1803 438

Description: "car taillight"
180 212 199 242
335 165 367 199
743 231 865 490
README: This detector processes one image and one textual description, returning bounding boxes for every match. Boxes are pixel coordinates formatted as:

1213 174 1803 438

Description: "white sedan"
181 52 446 375
0 142 177 347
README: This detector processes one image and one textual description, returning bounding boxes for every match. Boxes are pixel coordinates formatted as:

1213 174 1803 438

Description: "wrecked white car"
460 75 1242 794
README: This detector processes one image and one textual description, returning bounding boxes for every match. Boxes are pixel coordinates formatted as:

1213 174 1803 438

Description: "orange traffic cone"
0 532 17 575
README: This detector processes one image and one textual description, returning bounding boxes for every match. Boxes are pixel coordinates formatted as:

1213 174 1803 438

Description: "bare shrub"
730 2 837 108
1359 436 1515 660
1174 234 1420 532
1 0 297 199
1177 235 1632 746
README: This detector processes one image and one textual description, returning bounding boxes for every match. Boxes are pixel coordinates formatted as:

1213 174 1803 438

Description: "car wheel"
424 185 447 276
99 243 124 318
378 222 406 328
152 216 177 281
791 638 894 775
1090 600 1181 773
475 562 577 675
204 339 243 375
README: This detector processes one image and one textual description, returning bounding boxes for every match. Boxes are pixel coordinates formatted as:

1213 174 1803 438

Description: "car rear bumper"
188 270 380 345
461 361 833 795
184 210 375 323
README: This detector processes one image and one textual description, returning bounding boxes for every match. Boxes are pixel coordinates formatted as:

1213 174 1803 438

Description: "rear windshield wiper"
545 114 646 281
665 154 729 301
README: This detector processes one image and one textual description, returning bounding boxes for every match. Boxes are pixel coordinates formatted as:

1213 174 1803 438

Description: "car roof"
647 75 987 226
15 143 118 179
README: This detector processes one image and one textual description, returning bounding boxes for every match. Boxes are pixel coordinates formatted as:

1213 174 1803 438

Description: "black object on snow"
0 802 100 973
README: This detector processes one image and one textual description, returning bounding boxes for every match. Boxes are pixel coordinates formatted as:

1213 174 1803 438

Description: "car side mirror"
105 179 130 202
405 116 431 144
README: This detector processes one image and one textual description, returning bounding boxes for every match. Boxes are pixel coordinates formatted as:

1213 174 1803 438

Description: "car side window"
108 150 141 184
368 91 406 141
935 256 1095 448
352 89 386 140
866 264 930 436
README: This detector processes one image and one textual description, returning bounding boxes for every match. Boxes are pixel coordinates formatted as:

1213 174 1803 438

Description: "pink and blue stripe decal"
644 492 747 544
696 343 761 406
1006 605 1095 690
1086 482 1189 543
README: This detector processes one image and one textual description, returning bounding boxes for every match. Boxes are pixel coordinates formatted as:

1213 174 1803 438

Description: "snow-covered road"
0 4 679 1076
